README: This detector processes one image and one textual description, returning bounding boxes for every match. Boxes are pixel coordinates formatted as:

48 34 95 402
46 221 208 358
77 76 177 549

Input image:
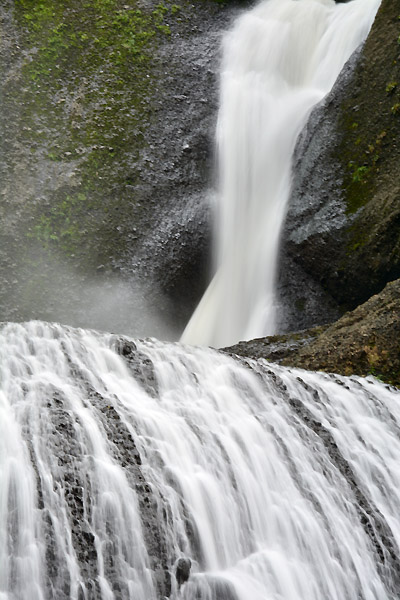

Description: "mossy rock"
224 278 400 388
283 0 400 314
0 0 238 333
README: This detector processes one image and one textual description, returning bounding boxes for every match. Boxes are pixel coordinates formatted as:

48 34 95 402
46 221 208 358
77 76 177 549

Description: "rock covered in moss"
224 278 400 387
281 0 400 315
0 0 240 334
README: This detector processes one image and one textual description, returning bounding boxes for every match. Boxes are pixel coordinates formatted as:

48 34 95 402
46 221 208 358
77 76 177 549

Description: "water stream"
1 321 400 599
182 0 381 347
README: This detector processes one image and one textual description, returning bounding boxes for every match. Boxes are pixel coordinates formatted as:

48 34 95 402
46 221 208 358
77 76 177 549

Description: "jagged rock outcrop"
224 278 400 387
280 0 400 323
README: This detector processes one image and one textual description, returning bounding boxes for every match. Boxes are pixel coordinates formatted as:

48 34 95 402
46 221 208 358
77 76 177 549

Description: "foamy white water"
182 0 381 347
1 321 400 599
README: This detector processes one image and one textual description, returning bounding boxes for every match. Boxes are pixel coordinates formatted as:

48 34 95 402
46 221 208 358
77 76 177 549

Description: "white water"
182 0 381 348
1 321 400 599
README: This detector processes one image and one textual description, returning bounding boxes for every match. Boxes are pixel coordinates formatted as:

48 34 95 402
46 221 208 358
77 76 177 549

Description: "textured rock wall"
2 0 398 343
0 0 243 336
280 0 400 322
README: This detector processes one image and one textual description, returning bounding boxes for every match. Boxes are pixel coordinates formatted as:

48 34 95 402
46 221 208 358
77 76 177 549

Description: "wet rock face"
136 190 213 330
120 20 225 328
23 374 173 599
115 339 159 397
280 0 400 315
275 251 342 334
0 0 240 335
276 49 361 330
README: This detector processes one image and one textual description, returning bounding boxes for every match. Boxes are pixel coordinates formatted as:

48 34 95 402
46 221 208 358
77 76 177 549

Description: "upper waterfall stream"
1 321 400 600
182 0 381 348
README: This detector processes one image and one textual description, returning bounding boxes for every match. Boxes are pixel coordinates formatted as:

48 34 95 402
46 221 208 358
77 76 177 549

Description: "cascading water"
1 321 400 600
181 0 381 348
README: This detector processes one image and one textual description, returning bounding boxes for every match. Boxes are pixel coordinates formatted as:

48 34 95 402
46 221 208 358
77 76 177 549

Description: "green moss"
339 120 389 214
334 2 400 239
15 0 174 85
350 164 370 184
391 102 400 115
13 0 181 263
28 192 90 255
386 81 398 93
364 343 400 388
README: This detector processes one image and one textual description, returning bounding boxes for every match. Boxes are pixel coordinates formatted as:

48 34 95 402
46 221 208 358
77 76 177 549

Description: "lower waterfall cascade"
1 321 400 600
181 0 382 348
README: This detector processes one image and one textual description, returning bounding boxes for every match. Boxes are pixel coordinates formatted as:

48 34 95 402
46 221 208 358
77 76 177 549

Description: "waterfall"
181 0 381 348
1 320 400 599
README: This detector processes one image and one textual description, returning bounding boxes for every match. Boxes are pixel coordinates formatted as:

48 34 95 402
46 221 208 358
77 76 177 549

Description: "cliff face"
280 0 400 322
0 0 242 336
1 0 398 348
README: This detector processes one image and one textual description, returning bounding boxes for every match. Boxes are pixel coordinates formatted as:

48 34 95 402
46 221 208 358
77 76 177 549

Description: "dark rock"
277 46 362 329
275 252 342 334
114 336 159 397
116 340 137 357
280 0 400 319
175 556 192 587
223 325 328 364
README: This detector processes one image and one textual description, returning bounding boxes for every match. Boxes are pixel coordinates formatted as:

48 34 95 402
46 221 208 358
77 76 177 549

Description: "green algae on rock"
11 0 177 262
224 278 400 388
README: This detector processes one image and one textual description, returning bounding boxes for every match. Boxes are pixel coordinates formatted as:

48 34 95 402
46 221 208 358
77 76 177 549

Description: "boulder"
175 557 192 587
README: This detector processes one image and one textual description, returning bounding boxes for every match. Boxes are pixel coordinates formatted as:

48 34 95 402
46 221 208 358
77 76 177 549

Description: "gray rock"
175 556 192 587
278 0 400 321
